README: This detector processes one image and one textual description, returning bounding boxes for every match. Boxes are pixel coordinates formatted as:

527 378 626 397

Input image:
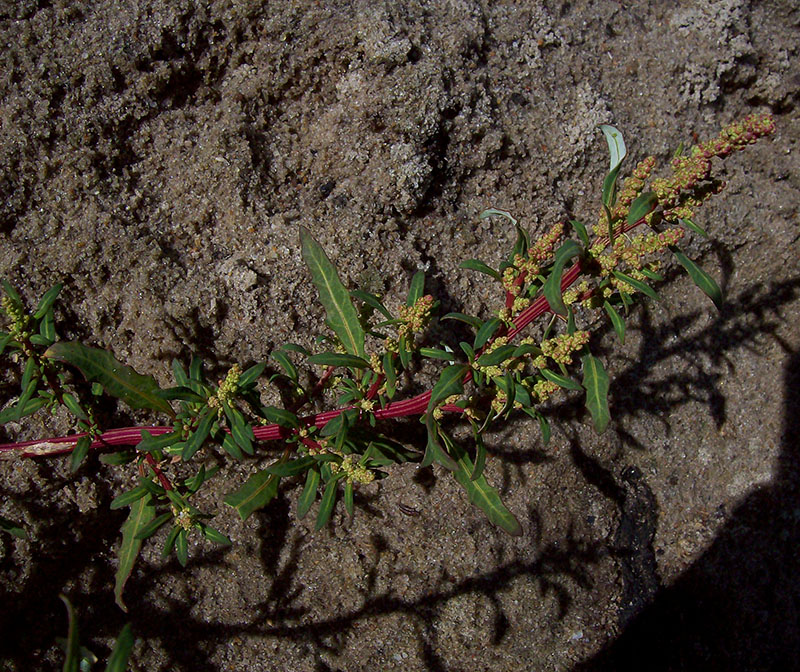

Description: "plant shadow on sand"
0 275 797 671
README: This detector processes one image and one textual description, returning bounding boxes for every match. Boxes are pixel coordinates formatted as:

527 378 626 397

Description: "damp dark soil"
1 1 799 670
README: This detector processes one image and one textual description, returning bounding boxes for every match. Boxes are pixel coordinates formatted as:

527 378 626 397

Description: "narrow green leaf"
627 191 658 226
115 494 155 612
543 240 582 316
265 456 316 477
175 529 188 567
161 526 180 560
200 523 231 546
479 208 518 227
406 271 425 307
315 476 342 530
308 352 370 369
570 219 590 247
599 125 627 207
474 318 502 350
0 515 26 538
351 289 393 319
459 259 501 281
450 441 522 536
136 429 180 453
300 227 366 358
680 217 708 238
223 402 254 455
421 414 458 471
238 363 266 388
104 623 134 672
670 246 723 310
442 312 483 330
476 344 517 368
69 436 91 473
38 308 56 342
522 408 552 445
603 300 626 344
45 342 173 416
99 450 136 466
427 364 468 413
271 351 298 381
582 354 610 433
61 392 88 422
612 271 660 301
261 405 299 429
383 351 396 400
224 468 281 520
110 485 149 510
182 410 215 461
297 467 320 519
398 335 411 369
344 480 354 517
470 427 488 481
419 347 456 362
0 396 45 424
1 280 21 304
33 283 62 319
133 512 172 540
60 595 81 672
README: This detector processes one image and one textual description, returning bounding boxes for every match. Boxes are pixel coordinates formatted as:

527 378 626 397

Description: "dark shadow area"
574 349 800 670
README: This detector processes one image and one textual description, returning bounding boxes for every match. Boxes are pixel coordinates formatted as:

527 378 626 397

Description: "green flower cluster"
330 453 374 484
398 294 434 341
540 331 590 365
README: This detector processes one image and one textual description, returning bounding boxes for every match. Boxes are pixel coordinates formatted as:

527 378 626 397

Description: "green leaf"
670 246 723 310
522 407 551 444
200 523 232 546
543 240 582 316
38 308 56 342
474 318 502 350
603 300 626 344
421 414 458 471
104 623 134 672
539 369 583 390
307 352 370 369
0 515 26 538
265 456 316 477
612 271 660 301
1 280 21 304
224 468 281 520
161 526 180 560
182 410 215 461
223 402 254 455
133 512 172 540
351 289 392 319
60 594 81 672
61 392 88 422
99 450 136 466
175 529 188 567
115 494 155 612
238 363 266 388
442 312 483 330
344 480 354 517
599 125 627 208
680 217 708 238
406 271 425 307
627 191 658 226
33 283 62 319
261 405 300 429
427 364 468 413
45 342 173 416
315 475 342 530
136 429 181 453
383 351 397 400
271 350 298 381
300 226 366 358
476 344 517 368
582 354 610 434
479 208 517 227
110 485 150 510
69 435 92 473
450 441 522 536
470 426 488 481
459 259 501 281
570 219 590 247
297 467 320 519
419 347 456 362
0 396 45 424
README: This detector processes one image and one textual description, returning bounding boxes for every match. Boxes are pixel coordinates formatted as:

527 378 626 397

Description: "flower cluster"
540 331 590 365
330 453 374 485
207 364 241 414
1 294 31 344
398 294 435 341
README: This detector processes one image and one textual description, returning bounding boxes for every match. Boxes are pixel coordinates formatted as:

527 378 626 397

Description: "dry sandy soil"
1 1 799 670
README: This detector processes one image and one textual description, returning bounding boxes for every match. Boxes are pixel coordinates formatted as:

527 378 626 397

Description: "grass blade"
115 494 155 612
300 227 366 358
46 342 173 416
60 595 81 672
